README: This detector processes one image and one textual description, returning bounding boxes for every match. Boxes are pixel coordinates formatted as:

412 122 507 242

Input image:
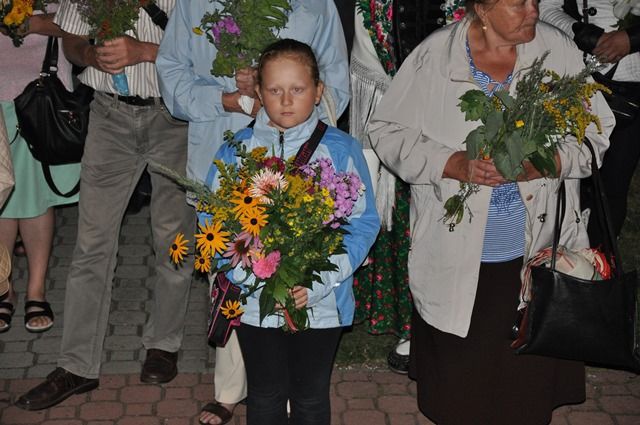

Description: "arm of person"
156 0 244 122
21 13 66 37
306 141 381 308
309 0 350 120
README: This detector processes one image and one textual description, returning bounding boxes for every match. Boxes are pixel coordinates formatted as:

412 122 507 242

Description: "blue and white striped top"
466 39 526 263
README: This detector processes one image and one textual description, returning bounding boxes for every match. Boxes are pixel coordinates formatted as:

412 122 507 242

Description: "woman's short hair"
257 38 320 86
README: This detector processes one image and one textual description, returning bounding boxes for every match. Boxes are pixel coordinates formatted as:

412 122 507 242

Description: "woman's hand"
443 151 507 187
235 67 258 98
516 152 561 181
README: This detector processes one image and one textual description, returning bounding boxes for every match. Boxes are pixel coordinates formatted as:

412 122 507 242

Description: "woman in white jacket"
369 0 614 423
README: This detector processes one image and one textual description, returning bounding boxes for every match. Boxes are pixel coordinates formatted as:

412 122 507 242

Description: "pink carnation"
252 251 281 279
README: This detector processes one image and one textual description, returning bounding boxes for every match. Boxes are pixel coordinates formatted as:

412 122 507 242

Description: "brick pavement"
0 205 638 424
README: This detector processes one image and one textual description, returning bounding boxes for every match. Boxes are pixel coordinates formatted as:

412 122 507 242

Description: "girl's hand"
443 151 507 187
291 286 308 310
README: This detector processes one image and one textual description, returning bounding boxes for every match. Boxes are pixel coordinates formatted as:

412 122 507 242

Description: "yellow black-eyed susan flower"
230 188 261 218
220 300 244 319
195 220 230 257
194 254 211 273
169 233 189 264
239 207 268 237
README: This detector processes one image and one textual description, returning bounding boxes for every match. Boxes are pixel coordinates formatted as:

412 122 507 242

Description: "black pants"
236 324 342 425
582 106 640 247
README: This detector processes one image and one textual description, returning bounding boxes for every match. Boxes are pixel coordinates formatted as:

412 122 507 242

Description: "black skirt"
409 258 585 425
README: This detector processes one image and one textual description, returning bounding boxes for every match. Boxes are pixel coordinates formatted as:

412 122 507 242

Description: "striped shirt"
54 0 174 98
466 39 526 263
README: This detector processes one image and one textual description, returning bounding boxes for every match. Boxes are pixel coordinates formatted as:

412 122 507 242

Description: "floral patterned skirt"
353 179 412 339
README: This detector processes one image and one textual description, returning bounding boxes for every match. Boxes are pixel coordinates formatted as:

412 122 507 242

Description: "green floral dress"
352 1 412 340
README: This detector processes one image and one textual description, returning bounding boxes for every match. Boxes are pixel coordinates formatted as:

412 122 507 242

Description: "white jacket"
369 18 615 337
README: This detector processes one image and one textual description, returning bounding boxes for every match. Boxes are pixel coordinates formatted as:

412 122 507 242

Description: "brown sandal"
199 401 233 425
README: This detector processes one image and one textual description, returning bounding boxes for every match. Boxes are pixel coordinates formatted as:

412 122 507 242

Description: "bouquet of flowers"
1 0 48 46
442 52 608 230
162 136 365 332
193 0 291 77
71 0 152 95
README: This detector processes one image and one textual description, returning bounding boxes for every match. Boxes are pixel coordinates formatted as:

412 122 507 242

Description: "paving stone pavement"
0 205 638 424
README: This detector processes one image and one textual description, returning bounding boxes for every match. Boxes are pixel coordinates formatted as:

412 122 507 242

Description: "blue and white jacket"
202 109 380 329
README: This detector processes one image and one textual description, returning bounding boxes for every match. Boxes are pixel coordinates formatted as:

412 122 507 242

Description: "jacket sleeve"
310 0 351 119
156 0 229 123
539 0 579 37
306 139 381 308
368 49 457 201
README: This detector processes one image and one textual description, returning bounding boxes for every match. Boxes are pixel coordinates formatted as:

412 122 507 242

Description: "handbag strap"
41 163 80 198
142 2 168 31
549 139 624 277
293 120 328 168
550 180 567 270
41 37 58 77
583 138 625 276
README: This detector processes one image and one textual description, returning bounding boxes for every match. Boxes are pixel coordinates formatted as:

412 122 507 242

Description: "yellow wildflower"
169 233 189 264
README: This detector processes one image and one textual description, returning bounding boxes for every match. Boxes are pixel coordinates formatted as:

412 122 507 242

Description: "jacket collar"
252 108 321 155
444 18 549 92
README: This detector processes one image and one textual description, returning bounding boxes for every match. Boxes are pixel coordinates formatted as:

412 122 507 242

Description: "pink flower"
223 232 253 268
453 8 466 21
252 250 281 279
250 169 288 204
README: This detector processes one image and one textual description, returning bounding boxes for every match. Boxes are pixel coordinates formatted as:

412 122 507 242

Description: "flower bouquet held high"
71 0 152 95
193 0 291 77
442 52 608 230
160 136 365 332
1 0 48 46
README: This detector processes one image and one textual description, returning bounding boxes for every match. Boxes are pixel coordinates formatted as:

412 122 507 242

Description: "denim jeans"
236 324 342 425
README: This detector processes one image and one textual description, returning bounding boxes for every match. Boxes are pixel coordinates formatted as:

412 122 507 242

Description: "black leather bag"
13 37 93 197
592 67 640 122
207 273 243 348
512 139 640 372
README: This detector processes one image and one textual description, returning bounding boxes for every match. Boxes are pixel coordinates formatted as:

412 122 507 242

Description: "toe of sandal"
0 299 15 333
199 402 233 425
24 300 54 333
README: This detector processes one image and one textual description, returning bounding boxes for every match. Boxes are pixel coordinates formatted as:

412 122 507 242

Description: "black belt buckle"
108 92 159 107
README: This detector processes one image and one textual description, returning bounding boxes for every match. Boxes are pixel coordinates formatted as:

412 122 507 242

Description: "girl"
203 39 380 425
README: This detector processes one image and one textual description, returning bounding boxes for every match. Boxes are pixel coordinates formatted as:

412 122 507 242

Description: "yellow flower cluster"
2 0 33 27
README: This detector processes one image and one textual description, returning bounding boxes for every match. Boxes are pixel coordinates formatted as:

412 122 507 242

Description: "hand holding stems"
443 151 508 187
222 66 262 116
91 35 158 75
275 285 309 310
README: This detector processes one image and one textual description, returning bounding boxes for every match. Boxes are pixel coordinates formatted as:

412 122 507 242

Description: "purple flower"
222 16 241 35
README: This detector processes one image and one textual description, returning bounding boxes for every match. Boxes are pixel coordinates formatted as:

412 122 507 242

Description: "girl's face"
256 56 324 132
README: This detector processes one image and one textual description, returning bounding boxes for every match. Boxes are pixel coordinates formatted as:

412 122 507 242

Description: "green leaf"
464 127 486 160
504 131 525 172
458 90 490 122
493 90 515 109
484 110 503 142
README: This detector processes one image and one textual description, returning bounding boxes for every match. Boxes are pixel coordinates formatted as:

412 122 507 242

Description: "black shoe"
140 348 178 384
387 349 410 375
15 367 99 411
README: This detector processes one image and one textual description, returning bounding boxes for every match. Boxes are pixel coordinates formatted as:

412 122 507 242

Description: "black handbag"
512 139 640 372
592 65 640 123
207 272 243 347
13 37 93 197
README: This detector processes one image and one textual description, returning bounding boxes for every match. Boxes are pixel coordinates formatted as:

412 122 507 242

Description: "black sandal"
387 348 410 375
199 401 233 425
24 300 54 333
0 295 15 333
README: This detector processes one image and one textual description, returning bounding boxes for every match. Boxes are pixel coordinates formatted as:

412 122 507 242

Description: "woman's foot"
24 300 54 333
199 401 235 425
387 338 410 374
0 293 15 333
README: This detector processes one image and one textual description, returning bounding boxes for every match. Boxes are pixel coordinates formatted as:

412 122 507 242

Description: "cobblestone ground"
0 206 638 424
